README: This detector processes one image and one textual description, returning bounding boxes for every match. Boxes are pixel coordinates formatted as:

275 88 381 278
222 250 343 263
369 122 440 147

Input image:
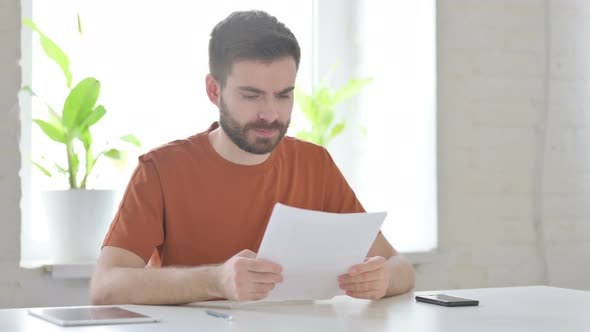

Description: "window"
315 1 437 253
356 1 437 252
20 0 436 264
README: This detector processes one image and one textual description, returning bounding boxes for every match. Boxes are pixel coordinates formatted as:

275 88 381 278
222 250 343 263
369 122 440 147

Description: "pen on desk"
205 309 232 321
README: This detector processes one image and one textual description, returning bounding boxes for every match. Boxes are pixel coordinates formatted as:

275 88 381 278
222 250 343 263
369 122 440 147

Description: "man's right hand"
214 249 283 301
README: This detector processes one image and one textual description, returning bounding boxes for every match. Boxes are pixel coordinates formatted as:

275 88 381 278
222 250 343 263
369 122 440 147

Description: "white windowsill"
44 262 96 279
21 260 96 279
21 250 437 279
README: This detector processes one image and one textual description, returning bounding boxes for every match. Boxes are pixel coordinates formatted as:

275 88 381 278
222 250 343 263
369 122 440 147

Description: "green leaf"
103 148 125 160
328 122 346 140
316 135 325 146
315 87 333 107
77 12 83 35
33 119 66 143
294 86 310 109
79 105 106 130
79 128 93 151
21 85 35 95
333 78 373 104
318 107 335 133
39 157 67 175
62 77 101 132
32 161 52 177
22 18 72 88
111 155 128 171
295 86 318 123
54 162 68 175
103 149 128 171
120 134 142 148
47 107 63 130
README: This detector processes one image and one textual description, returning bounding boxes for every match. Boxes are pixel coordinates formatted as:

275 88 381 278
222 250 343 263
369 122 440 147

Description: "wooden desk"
1 286 588 331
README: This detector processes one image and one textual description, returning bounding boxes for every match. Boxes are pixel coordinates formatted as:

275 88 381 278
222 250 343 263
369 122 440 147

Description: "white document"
257 203 387 302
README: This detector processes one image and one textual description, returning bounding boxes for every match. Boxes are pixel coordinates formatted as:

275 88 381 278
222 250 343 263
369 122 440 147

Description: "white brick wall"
416 0 590 291
0 0 24 306
1 0 589 308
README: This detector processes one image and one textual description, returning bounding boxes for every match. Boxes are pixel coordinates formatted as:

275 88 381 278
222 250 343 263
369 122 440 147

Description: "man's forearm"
384 255 415 297
90 265 220 305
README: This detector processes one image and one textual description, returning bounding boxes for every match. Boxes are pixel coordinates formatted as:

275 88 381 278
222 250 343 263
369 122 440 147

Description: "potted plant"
295 69 372 146
22 17 141 263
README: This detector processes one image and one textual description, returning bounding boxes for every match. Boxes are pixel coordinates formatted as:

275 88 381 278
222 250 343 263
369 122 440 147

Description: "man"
90 10 414 305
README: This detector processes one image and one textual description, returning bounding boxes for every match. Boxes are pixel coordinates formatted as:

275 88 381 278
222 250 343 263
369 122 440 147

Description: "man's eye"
243 95 259 99
277 94 291 99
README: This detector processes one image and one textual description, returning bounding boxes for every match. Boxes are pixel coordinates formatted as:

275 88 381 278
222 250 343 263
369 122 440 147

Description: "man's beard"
218 97 290 155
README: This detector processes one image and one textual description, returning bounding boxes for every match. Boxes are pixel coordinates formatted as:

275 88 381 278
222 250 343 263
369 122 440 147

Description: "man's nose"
258 97 279 122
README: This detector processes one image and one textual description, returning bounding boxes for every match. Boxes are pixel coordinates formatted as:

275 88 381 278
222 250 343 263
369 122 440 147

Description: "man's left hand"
338 256 390 300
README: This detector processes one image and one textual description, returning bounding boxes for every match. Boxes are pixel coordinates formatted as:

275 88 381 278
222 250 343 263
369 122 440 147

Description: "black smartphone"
415 294 479 307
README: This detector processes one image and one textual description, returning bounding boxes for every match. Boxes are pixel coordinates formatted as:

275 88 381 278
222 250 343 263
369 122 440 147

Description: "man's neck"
208 127 271 165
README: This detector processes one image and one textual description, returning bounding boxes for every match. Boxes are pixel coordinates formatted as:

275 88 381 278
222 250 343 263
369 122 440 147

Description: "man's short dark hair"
209 10 301 87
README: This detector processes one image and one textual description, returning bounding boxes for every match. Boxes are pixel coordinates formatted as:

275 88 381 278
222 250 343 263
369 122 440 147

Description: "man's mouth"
252 128 278 137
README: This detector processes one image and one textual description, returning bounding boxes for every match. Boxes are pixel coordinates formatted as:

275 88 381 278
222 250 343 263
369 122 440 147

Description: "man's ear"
205 74 221 106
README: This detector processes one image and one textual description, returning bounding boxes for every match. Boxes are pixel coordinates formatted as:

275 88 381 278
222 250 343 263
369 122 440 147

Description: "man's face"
218 57 297 155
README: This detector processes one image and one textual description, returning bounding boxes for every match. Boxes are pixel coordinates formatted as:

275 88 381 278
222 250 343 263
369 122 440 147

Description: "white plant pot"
41 190 118 263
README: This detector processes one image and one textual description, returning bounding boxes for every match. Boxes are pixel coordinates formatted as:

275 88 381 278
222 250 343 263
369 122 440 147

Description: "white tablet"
27 306 160 326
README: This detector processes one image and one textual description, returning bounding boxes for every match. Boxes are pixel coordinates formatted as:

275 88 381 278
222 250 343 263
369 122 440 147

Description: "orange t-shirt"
103 122 364 267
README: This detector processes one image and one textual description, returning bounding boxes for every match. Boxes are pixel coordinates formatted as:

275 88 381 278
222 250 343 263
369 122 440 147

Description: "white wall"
1 0 589 308
417 0 590 291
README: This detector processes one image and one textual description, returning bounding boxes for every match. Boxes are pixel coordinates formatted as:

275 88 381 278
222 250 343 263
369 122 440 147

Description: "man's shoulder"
139 133 205 164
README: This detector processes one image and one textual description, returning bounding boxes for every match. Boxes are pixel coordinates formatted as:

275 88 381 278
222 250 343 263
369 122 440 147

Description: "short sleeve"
102 156 165 263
